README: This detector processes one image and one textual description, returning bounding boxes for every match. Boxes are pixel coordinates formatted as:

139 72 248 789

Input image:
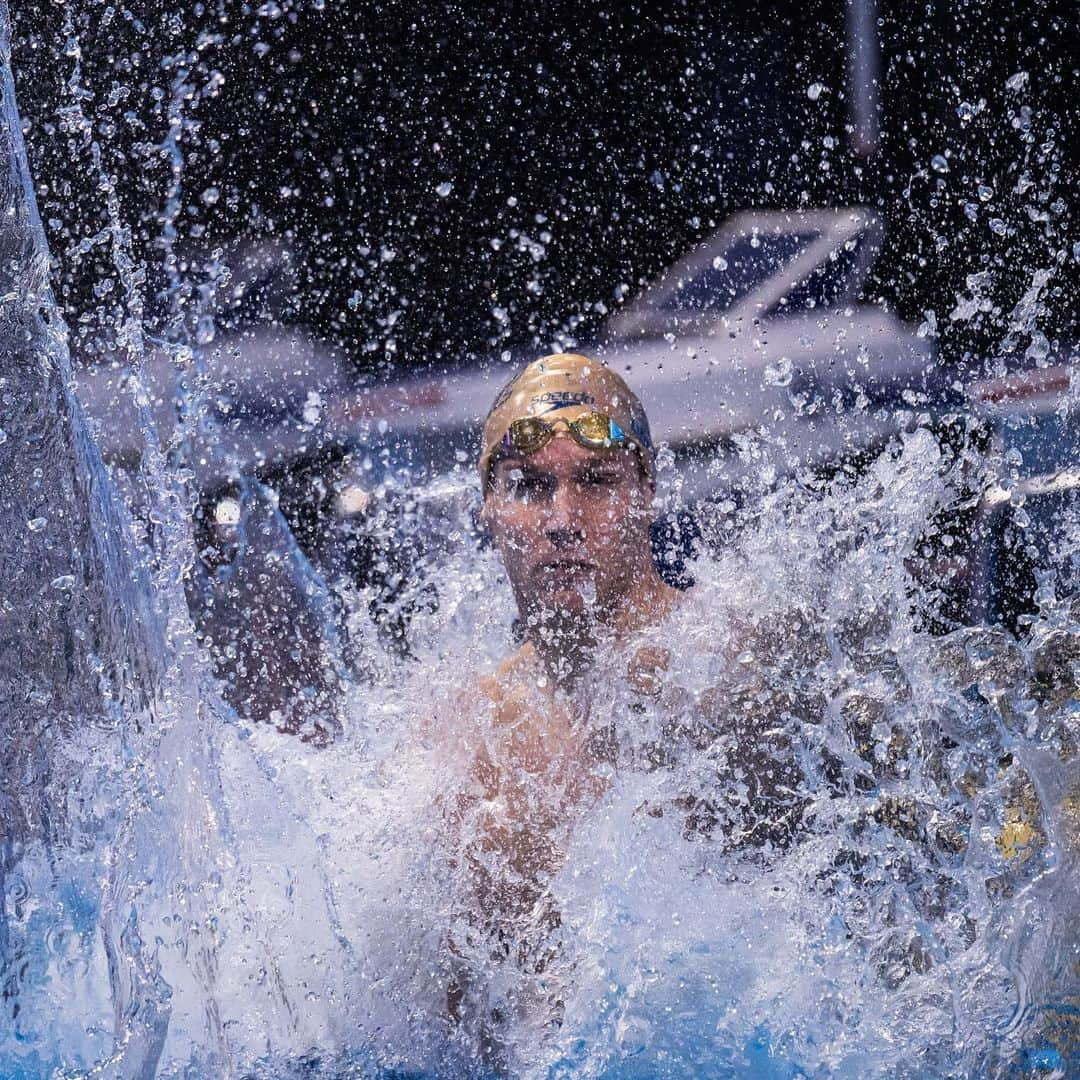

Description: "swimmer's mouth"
536 559 597 580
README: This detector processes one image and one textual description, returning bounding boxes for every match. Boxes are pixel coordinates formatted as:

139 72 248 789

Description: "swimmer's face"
481 434 654 624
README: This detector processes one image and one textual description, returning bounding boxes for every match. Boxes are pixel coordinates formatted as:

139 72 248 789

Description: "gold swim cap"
479 352 654 495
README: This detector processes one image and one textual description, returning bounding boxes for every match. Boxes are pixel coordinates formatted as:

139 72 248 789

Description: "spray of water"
0 3 1077 1077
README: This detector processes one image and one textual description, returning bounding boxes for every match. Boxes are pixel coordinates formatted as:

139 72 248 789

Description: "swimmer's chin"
520 561 603 620
526 588 603 627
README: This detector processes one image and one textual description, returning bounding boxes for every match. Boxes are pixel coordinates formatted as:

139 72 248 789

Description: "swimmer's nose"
544 486 584 549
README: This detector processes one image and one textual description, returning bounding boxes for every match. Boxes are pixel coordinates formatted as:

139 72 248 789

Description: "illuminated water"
1 4 1078 1078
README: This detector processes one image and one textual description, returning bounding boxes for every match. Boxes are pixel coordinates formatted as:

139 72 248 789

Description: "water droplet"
930 154 949 174
0 428 7 444
434 181 453 198
1025 331 1050 365
576 579 598 606
977 183 994 202
989 218 1007 236
712 256 728 271
764 356 793 387
214 498 241 525
807 82 824 101
27 517 47 532
51 575 76 590
1005 71 1029 92
302 391 323 426
956 101 976 122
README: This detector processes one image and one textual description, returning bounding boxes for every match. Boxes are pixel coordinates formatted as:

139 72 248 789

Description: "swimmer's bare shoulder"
424 641 543 756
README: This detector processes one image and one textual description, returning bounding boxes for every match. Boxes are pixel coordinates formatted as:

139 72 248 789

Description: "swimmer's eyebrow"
576 463 624 482
495 459 552 484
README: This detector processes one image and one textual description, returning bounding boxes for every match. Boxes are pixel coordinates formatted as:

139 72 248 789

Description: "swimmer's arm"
666 680 810 847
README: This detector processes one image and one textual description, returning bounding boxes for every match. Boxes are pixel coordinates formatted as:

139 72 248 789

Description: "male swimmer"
442 354 804 1061
465 351 798 806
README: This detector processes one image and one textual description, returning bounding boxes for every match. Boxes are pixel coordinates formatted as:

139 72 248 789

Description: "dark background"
11 0 1078 378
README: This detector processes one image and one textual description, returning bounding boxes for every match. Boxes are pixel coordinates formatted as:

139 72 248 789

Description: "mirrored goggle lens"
570 412 613 447
506 416 553 454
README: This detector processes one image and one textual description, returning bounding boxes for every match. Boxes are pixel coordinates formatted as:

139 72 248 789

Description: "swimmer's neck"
525 571 681 691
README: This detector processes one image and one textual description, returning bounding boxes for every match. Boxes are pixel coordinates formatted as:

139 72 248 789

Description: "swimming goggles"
499 411 632 456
